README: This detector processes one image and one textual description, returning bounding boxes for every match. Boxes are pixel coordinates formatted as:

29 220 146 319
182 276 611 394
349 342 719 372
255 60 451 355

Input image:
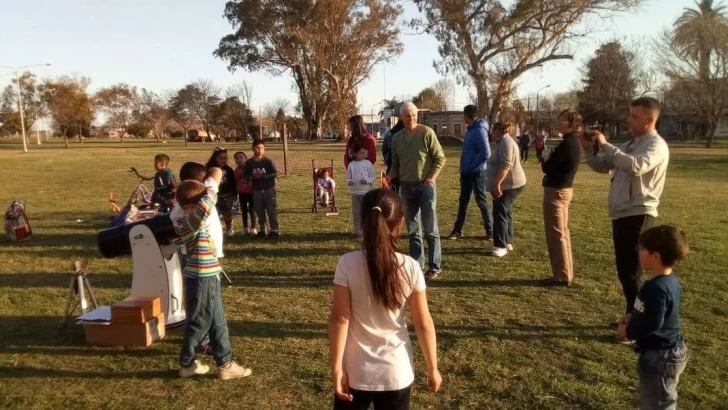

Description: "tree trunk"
62 127 70 149
489 78 513 123
183 127 189 147
705 119 717 148
473 74 490 122
78 125 83 143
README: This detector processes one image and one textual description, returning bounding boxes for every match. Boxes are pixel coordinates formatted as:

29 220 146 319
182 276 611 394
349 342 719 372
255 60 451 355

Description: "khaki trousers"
543 187 574 282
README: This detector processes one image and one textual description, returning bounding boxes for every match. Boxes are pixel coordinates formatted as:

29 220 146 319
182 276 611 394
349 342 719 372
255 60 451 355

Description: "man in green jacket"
387 102 447 280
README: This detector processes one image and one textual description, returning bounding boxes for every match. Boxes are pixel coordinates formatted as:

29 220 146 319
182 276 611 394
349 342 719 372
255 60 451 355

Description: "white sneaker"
250 228 258 236
226 229 234 237
179 360 210 378
218 361 252 380
492 247 508 257
506 244 514 251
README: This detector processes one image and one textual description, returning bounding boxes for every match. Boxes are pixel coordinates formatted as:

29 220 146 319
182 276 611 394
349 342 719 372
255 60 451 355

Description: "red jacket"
234 165 253 194
344 134 377 169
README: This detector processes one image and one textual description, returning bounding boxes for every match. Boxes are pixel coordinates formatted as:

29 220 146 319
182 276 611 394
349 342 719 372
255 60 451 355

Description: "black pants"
520 146 529 161
452 171 493 236
536 148 544 163
238 193 256 229
612 214 655 314
334 386 411 410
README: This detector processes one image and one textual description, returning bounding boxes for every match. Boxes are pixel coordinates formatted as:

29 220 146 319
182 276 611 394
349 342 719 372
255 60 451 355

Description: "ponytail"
361 189 408 310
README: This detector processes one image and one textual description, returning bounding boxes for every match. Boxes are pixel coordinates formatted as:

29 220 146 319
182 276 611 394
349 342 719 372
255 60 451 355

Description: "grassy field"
0 138 726 409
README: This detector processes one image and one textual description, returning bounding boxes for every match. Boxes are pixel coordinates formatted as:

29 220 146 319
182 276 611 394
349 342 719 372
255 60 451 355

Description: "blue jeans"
400 183 441 271
638 343 688 410
180 276 232 367
452 171 493 236
492 186 523 249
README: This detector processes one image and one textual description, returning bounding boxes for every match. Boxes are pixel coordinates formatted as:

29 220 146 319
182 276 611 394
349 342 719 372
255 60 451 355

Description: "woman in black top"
541 110 583 286
206 147 237 236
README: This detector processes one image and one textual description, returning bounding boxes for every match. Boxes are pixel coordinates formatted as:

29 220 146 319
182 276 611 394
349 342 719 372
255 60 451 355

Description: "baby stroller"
109 168 161 226
311 159 339 215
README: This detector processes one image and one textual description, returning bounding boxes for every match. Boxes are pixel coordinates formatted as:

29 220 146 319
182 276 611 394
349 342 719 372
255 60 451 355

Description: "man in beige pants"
540 110 583 286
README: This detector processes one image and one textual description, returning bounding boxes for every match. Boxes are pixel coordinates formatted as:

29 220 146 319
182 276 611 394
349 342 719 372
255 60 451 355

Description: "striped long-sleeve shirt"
176 190 222 278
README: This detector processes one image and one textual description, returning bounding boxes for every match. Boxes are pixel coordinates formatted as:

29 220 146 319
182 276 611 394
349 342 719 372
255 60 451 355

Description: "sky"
0 0 693 116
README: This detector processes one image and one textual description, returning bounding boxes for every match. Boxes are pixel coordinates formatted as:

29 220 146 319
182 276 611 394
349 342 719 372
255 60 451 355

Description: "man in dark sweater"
617 225 688 410
541 110 582 286
243 139 279 239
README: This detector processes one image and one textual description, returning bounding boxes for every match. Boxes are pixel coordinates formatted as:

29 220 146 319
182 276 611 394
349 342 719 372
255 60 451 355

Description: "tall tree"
1 72 46 138
134 89 169 141
215 0 403 139
96 83 139 144
577 41 637 137
41 75 94 148
188 80 222 142
263 98 292 138
661 0 728 147
412 0 642 122
168 86 199 147
413 79 454 111
217 96 256 141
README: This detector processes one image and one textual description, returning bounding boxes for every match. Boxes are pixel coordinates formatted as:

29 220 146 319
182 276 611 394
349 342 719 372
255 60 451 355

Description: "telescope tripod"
59 260 99 334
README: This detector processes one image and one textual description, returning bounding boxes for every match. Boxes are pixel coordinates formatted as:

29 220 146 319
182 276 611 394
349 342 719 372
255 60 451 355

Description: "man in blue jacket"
446 105 493 240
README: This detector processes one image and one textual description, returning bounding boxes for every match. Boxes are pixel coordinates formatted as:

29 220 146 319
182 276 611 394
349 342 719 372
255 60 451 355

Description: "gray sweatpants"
351 194 365 235
253 188 279 233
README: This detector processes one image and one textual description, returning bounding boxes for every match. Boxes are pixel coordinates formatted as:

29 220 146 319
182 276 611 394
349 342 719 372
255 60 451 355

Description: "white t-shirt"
333 251 426 391
346 160 376 196
170 177 225 258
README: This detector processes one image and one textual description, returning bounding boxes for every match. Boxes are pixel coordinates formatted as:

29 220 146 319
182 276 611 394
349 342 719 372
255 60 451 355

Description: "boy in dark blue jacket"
446 105 493 241
617 225 689 410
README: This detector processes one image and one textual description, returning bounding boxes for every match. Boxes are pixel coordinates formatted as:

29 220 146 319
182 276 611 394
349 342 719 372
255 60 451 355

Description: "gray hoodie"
585 131 669 219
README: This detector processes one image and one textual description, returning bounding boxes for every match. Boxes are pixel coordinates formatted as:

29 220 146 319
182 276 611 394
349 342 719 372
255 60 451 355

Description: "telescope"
97 213 186 327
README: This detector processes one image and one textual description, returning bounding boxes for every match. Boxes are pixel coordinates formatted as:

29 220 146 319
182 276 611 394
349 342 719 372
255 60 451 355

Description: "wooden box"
111 296 161 323
84 313 165 347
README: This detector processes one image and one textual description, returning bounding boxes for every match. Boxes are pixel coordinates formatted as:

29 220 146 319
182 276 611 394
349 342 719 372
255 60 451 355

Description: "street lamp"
0 63 52 153
535 84 551 136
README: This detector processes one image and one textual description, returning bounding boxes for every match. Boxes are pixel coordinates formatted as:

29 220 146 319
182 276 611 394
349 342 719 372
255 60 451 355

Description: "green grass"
0 139 727 409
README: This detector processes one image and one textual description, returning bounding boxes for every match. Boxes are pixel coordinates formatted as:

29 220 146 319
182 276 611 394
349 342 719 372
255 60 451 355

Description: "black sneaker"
425 269 441 281
266 231 280 239
484 232 493 242
256 231 267 238
445 232 462 240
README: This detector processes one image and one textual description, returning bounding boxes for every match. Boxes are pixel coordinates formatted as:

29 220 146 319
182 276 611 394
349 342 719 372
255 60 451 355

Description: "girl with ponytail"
328 188 441 409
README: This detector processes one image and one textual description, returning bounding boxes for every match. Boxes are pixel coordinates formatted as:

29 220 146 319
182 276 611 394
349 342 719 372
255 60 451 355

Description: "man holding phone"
582 97 669 325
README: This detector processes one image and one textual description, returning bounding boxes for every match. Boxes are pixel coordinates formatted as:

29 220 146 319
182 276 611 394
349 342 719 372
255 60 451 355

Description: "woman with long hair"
328 188 441 410
541 109 583 286
344 115 377 169
205 147 237 236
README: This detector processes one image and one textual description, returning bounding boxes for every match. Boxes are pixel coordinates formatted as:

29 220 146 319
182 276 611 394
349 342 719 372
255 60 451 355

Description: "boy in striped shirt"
174 167 251 380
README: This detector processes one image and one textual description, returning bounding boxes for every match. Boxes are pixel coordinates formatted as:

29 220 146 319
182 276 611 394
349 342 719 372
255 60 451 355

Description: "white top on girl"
333 250 426 391
346 159 376 196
